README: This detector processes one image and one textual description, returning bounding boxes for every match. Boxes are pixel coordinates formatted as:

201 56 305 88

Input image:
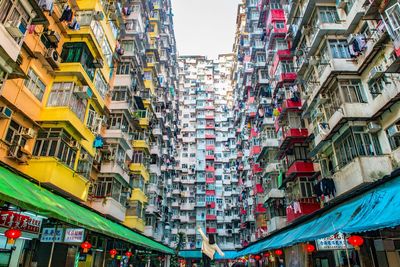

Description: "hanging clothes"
293 201 302 214
60 6 73 22
38 0 53 11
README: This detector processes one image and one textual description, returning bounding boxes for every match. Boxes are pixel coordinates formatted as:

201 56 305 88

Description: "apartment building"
232 0 400 256
0 0 176 265
173 55 241 251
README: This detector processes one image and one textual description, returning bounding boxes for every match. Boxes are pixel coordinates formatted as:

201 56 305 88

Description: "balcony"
91 197 126 222
100 162 130 184
131 132 150 152
133 110 150 128
263 188 285 203
206 227 217 234
279 128 308 149
130 188 148 203
205 155 215 160
206 215 217 221
286 161 316 179
267 216 287 234
287 201 320 223
333 156 393 197
20 157 89 201
129 163 150 182
255 203 267 214
181 203 195 211
124 216 145 232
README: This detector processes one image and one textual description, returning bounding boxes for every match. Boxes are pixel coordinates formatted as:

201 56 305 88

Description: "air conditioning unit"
0 106 13 119
20 128 36 139
388 124 400 137
367 122 382 133
93 58 104 68
46 30 61 44
4 21 24 38
8 145 29 163
73 86 93 99
45 48 60 68
369 65 385 80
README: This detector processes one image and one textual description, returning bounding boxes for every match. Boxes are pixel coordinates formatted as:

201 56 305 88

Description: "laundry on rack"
60 5 73 22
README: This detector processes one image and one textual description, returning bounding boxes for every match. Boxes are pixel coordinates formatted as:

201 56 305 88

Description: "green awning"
0 166 173 254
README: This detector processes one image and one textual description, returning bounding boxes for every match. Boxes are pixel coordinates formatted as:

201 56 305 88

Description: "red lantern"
348 235 364 250
125 251 133 258
80 241 92 253
263 252 271 258
275 249 283 256
306 244 315 253
253 254 261 261
109 249 117 258
4 228 21 244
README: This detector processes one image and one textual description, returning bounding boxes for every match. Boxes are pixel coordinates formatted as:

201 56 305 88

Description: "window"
24 68 46 101
76 149 93 179
386 3 400 39
319 6 339 23
368 76 387 98
5 120 27 146
33 128 78 170
280 60 295 73
387 122 400 150
94 72 108 99
329 40 350 58
0 0 30 42
117 63 131 75
94 177 126 205
334 127 381 168
47 82 87 122
339 80 367 103
275 21 285 29
61 42 95 80
112 86 129 101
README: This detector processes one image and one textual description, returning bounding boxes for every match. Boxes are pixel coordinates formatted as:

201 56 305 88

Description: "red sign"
0 211 42 234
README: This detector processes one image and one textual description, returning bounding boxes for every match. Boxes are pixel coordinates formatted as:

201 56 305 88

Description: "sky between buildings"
172 0 241 59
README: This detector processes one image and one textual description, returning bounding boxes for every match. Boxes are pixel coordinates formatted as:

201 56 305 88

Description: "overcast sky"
171 0 241 59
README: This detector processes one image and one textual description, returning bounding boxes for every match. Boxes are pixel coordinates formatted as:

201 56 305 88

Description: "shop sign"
0 211 42 234
64 228 85 243
40 228 64 242
316 233 352 250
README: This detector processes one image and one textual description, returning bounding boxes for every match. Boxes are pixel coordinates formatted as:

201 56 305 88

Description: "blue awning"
179 250 239 260
237 174 400 257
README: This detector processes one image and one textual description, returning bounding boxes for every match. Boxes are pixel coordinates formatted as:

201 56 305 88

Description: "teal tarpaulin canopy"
236 173 400 257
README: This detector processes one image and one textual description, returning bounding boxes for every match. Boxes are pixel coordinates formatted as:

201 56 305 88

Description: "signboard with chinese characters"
40 228 64 242
316 233 353 250
64 228 85 243
0 211 42 234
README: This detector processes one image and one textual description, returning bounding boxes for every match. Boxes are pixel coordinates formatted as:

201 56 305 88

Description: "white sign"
64 228 85 243
316 233 353 250
40 228 64 242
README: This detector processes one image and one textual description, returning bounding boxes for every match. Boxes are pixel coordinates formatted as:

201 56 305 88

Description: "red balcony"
255 203 267 214
238 165 244 171
206 145 215 151
206 190 215 196
206 202 216 209
255 184 264 194
282 99 302 110
206 215 217 221
250 145 261 156
205 124 215 129
205 106 215 110
287 201 320 223
240 208 247 215
276 49 291 58
252 163 263 174
276 72 297 85
205 155 215 160
206 227 217 233
279 128 308 150
205 165 215 172
266 9 285 24
286 161 315 179
205 134 215 139
237 151 243 158
206 178 216 184
205 115 214 120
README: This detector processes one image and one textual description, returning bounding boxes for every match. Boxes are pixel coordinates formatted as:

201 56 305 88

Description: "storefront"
234 170 400 267
0 166 174 267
